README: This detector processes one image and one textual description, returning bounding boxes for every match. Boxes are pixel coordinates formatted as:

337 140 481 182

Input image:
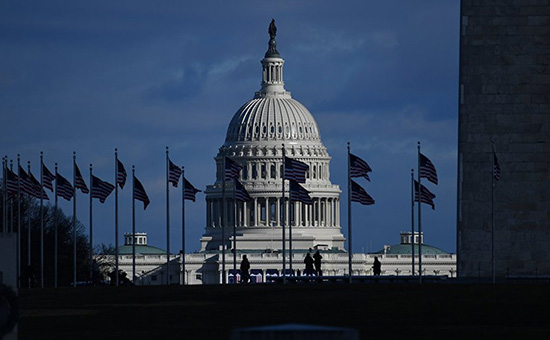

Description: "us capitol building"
115 22 456 285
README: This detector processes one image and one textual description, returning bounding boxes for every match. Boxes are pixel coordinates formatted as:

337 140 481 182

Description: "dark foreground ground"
18 283 549 340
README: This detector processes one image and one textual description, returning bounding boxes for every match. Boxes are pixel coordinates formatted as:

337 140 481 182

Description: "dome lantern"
259 19 287 97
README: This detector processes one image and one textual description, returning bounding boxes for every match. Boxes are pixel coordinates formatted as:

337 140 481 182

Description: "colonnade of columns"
262 63 283 84
206 196 340 229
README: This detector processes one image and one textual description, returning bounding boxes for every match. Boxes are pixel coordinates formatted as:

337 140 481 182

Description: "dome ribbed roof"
225 96 321 143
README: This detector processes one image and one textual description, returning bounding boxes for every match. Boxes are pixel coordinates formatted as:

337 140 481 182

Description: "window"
152 275 157 281
270 200 276 222
260 200 266 222
242 165 248 180
252 163 257 179
270 164 276 179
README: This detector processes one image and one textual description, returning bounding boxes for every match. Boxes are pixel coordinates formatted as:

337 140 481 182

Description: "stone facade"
458 0 550 277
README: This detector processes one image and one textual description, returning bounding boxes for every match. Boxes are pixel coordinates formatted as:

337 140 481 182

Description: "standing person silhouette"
240 255 250 284
313 251 323 276
304 253 314 276
372 257 382 276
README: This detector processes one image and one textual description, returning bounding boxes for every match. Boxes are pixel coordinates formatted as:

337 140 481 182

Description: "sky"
1 0 460 254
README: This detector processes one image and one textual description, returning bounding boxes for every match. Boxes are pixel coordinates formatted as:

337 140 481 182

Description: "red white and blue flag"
234 180 251 202
42 163 55 192
183 177 201 202
493 154 501 181
91 175 115 203
56 173 74 201
284 157 309 183
117 159 127 189
168 158 182 187
74 162 89 194
18 166 35 196
419 153 438 185
349 153 372 181
133 175 150 210
224 157 242 181
6 168 19 194
414 180 436 210
351 179 375 205
289 180 313 205
30 171 49 200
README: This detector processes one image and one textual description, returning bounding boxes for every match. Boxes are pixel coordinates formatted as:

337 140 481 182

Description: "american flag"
349 153 372 181
42 163 55 192
183 177 201 202
117 159 127 189
350 179 375 205
493 154 501 181
74 162 89 194
18 165 35 196
414 180 436 210
30 171 49 200
6 168 19 194
133 175 150 210
284 157 309 183
91 175 115 203
419 153 438 185
289 179 313 205
234 179 251 202
168 158 182 187
224 157 242 181
56 173 74 201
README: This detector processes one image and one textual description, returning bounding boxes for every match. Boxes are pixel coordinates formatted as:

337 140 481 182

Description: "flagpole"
73 152 77 287
411 168 415 276
89 164 93 284
417 142 422 283
40 153 44 287
54 162 58 288
491 140 495 284
114 149 120 286
233 179 237 275
2 157 5 234
289 183 293 276
16 155 21 289
181 166 185 285
347 143 352 283
166 147 170 285
281 144 286 284
132 165 136 283
27 161 32 288
221 151 226 284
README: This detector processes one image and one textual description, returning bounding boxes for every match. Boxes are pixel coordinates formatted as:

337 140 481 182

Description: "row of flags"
2 157 202 209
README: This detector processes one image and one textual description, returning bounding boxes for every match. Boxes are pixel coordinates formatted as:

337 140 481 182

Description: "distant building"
458 1 550 277
113 233 179 285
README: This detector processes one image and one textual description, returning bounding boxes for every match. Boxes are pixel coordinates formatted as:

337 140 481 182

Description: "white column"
266 198 271 226
243 201 248 227
254 197 258 227
276 197 281 227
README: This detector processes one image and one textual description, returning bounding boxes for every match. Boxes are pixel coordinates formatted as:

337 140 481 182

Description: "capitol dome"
225 97 322 144
201 20 344 255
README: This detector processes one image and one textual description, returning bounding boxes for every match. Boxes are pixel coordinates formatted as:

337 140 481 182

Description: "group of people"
303 250 323 276
239 252 382 282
